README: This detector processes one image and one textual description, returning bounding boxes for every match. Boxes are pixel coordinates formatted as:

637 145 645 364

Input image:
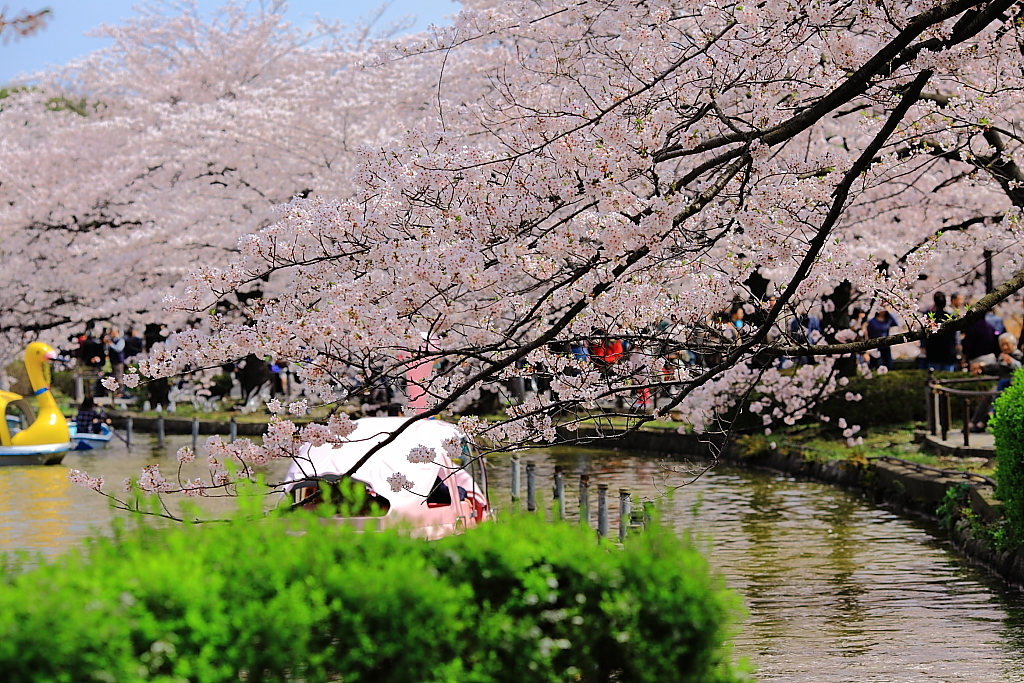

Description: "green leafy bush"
817 369 965 427
992 368 1024 544
724 369 955 433
0 514 744 683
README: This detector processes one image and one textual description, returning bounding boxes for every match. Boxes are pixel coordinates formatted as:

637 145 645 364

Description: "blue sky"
0 1 461 84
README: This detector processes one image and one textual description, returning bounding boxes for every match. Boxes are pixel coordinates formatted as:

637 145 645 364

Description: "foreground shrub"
992 368 1024 545
0 513 744 683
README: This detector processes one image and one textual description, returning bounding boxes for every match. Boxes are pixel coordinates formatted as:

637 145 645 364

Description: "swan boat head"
10 342 70 447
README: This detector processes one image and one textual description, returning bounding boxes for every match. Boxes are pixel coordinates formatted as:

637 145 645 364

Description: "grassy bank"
734 422 995 478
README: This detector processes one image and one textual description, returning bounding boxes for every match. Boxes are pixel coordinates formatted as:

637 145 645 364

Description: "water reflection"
491 448 1024 682
0 434 290 556
0 440 1022 680
0 464 73 554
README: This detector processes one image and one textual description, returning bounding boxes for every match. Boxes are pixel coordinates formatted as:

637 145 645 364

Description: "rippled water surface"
2 437 1023 681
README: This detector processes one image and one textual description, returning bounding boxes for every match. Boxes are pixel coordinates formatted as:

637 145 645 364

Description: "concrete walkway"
923 429 994 458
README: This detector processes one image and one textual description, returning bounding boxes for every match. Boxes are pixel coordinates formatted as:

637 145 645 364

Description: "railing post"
156 415 165 448
125 417 133 448
553 466 565 520
191 417 200 452
940 392 950 442
597 484 609 538
926 369 936 435
963 397 971 447
510 457 521 504
618 489 631 543
526 461 537 512
579 474 590 528
229 416 237 443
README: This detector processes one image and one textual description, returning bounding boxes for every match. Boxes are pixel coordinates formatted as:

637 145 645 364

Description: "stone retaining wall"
108 415 311 437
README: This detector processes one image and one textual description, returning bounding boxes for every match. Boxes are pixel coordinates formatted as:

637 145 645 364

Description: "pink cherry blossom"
385 472 414 493
406 446 436 464
68 469 104 491
137 465 174 493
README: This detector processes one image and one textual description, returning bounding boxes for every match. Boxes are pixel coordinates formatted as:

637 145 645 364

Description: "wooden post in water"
553 466 565 520
156 415 165 448
191 417 199 452
229 416 237 443
618 489 631 543
642 500 655 528
579 475 590 528
526 461 537 512
597 484 609 538
125 417 133 448
510 457 521 504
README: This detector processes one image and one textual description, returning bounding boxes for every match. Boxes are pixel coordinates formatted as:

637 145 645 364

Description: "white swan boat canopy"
283 417 490 539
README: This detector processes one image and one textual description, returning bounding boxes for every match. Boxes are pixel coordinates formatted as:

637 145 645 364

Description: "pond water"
1 437 1022 681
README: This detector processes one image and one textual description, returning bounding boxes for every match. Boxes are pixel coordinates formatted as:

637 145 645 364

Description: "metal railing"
925 369 999 447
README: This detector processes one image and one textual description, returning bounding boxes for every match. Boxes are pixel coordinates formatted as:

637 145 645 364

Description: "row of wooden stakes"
508 457 649 541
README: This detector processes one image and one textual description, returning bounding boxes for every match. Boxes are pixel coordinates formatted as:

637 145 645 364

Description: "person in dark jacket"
925 292 958 372
143 323 170 409
960 315 999 367
866 308 899 370
123 328 144 359
79 331 105 370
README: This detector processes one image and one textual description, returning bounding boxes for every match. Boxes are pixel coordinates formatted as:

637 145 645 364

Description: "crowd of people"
69 325 156 399
541 291 1024 422
72 326 144 391
58 291 1024 429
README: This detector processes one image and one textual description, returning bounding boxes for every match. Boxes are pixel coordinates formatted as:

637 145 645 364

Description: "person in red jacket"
589 330 625 368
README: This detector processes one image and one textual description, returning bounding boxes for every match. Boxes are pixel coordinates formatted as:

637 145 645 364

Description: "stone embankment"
108 414 311 437
562 425 1024 587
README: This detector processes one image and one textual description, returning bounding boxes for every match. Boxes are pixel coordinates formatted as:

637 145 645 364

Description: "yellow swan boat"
0 342 72 465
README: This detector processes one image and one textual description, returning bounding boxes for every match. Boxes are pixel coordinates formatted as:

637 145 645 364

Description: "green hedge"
725 369 950 432
817 369 965 427
0 514 744 683
992 368 1024 545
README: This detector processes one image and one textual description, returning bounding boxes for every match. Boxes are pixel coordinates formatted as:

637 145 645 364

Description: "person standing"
866 308 899 370
925 292 958 372
144 324 170 410
123 327 144 359
104 328 126 396
79 330 105 371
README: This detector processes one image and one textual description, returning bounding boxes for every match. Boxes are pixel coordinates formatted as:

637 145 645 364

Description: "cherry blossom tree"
46 0 1024 503
0 0 439 359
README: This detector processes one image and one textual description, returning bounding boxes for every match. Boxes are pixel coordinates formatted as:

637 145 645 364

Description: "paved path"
923 429 994 457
